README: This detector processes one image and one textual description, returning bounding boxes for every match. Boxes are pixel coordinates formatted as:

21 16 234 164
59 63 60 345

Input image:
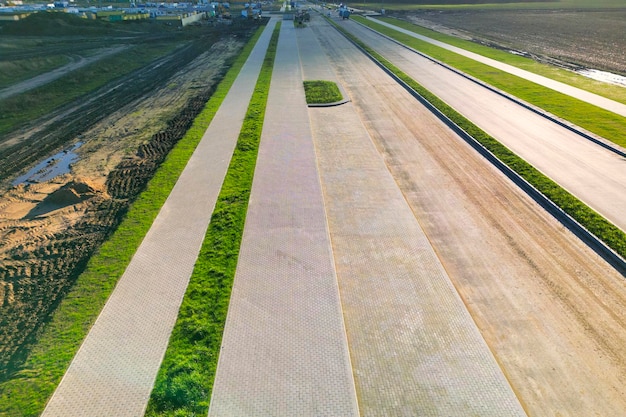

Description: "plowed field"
393 8 626 75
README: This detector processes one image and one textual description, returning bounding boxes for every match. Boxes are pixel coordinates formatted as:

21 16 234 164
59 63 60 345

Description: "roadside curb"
308 97 350 107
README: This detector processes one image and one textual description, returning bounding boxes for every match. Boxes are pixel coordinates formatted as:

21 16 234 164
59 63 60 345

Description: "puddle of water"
12 142 83 186
576 68 626 88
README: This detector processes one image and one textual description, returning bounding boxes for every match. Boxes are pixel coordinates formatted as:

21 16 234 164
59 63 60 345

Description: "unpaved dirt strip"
312 15 626 416
364 18 626 118
303 19 526 416
40 22 277 417
339 19 626 233
208 21 359 416
0 46 128 101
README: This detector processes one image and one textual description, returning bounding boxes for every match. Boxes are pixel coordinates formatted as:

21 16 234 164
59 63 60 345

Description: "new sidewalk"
208 21 359 416
41 19 277 417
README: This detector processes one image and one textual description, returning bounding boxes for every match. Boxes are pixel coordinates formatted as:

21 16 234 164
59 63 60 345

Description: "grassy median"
144 21 281 417
0 25 267 417
328 17 626 261
303 80 343 104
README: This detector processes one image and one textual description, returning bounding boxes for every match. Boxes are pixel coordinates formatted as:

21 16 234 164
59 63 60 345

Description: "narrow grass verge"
328 17 626 261
144 21 281 417
303 80 343 104
353 15 626 149
0 25 266 417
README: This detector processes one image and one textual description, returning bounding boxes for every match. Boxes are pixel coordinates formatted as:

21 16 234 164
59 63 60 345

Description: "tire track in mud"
0 84 215 377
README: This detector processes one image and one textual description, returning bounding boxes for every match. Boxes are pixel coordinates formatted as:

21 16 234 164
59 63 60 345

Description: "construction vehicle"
339 5 349 19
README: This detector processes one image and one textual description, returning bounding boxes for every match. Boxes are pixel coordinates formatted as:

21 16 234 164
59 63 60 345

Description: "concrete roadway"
338 18 626 233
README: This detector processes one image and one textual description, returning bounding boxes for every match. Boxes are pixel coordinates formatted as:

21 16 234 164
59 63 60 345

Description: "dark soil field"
391 8 626 76
0 13 264 377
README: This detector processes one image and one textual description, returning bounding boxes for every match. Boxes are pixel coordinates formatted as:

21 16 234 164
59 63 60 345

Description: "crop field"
356 1 626 76
0 12 265 383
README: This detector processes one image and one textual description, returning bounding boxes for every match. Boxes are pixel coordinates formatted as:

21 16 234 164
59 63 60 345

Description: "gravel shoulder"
312 15 626 416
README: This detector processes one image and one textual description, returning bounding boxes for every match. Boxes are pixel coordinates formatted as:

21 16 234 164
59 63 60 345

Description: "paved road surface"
301 19 526 417
313 15 626 416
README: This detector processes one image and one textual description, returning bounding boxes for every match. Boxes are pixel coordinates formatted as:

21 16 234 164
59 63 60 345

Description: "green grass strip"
353 15 626 149
144 21 281 417
328 17 626 261
0 25 266 417
303 80 343 104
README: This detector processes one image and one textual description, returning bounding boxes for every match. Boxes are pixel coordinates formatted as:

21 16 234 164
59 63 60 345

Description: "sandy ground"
312 16 626 416
0 38 239 246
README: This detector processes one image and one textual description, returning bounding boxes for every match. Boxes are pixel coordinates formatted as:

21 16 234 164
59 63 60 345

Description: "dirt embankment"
393 8 626 75
0 24 257 376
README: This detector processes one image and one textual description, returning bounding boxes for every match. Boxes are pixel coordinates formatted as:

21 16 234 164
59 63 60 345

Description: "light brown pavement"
208 20 359 417
311 14 626 416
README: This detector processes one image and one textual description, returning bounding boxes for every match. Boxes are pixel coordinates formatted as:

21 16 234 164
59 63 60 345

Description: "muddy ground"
391 8 626 75
0 19 262 375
